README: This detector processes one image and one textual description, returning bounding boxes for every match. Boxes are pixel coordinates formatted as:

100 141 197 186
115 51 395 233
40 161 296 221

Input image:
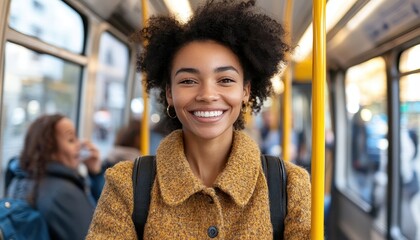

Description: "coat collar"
45 162 86 190
156 130 261 207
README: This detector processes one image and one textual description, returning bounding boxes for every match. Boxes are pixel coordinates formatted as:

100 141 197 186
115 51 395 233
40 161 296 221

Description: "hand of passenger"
80 140 101 175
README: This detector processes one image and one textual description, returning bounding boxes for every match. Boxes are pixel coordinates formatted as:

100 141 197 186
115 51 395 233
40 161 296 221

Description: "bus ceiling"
78 0 420 70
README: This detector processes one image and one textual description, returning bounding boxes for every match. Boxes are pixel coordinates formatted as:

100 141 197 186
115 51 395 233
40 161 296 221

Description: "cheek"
71 144 80 155
228 91 247 108
170 89 191 107
63 144 77 157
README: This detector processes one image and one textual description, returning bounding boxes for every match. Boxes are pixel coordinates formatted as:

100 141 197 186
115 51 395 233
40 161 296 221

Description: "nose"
195 82 220 102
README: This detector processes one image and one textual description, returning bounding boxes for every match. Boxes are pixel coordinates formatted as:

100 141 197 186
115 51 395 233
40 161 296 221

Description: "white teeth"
194 111 223 118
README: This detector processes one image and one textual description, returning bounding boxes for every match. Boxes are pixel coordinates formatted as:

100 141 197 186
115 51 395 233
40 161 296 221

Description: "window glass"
130 73 165 155
92 32 129 157
399 45 420 240
9 0 84 54
345 57 387 226
1 42 81 169
131 74 144 120
291 84 312 172
400 45 420 73
325 83 334 213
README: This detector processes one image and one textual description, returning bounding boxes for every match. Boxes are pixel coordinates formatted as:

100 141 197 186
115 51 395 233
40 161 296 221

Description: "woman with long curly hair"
7 114 101 240
87 1 311 239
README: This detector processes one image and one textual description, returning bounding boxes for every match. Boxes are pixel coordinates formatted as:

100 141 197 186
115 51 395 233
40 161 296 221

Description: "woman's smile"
192 110 224 118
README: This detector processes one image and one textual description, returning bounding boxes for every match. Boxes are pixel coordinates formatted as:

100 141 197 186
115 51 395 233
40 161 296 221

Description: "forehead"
55 118 75 135
171 40 242 71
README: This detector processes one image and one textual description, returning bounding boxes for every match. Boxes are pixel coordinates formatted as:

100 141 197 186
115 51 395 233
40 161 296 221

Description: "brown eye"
179 79 196 84
219 78 235 84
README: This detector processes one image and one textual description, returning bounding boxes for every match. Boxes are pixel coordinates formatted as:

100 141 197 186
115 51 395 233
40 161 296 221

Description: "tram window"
1 42 81 169
292 85 312 171
8 0 85 54
92 32 129 157
345 57 388 224
130 73 165 154
399 44 420 240
131 73 144 119
400 45 420 73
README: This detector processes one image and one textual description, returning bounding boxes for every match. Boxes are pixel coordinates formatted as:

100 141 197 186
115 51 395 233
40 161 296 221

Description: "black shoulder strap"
132 155 156 239
261 154 287 240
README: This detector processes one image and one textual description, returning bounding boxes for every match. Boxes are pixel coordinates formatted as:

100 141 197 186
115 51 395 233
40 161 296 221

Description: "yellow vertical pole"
282 0 293 162
311 0 326 239
140 0 149 155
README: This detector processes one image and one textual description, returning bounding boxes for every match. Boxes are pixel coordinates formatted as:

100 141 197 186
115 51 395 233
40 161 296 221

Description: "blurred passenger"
4 155 24 194
408 126 420 240
87 1 311 239
7 114 101 240
400 118 420 239
295 130 311 172
93 107 111 141
102 119 141 169
351 109 369 173
90 119 142 199
150 117 172 154
401 125 417 197
352 108 388 204
259 109 281 156
408 128 418 159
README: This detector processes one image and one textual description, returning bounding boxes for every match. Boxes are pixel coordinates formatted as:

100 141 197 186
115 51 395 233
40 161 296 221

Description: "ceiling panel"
80 0 312 44
188 0 312 43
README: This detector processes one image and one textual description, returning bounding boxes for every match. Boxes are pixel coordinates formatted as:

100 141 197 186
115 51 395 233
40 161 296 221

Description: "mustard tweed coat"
87 130 311 239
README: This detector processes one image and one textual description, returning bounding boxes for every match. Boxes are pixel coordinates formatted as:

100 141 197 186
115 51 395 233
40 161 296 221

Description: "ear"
166 85 173 106
242 82 251 103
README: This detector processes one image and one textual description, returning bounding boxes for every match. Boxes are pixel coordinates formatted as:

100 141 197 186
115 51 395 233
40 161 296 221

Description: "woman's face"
167 40 250 140
53 118 81 169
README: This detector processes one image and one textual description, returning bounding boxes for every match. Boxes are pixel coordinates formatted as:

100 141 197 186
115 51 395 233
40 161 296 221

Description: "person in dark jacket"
90 119 142 199
103 119 142 168
7 114 101 240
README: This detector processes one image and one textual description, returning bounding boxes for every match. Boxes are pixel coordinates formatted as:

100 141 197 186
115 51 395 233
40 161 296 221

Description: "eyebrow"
214 66 239 74
174 68 199 76
174 66 239 76
63 129 75 136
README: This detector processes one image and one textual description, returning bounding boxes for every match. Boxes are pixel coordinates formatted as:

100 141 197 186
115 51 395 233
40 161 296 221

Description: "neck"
183 132 234 187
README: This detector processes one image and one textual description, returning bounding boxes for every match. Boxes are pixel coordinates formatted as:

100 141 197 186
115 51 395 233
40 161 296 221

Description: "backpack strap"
261 154 288 240
132 155 156 238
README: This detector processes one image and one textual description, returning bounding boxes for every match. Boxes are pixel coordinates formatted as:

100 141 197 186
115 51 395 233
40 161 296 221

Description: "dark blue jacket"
7 162 96 240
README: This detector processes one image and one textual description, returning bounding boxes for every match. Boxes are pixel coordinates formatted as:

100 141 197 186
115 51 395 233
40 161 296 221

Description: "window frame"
396 43 420 240
0 0 137 197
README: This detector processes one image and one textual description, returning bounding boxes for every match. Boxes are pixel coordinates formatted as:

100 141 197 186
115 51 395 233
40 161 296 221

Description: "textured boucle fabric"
87 130 311 239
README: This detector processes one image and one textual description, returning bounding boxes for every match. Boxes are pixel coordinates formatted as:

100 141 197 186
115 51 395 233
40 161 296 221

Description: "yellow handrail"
140 0 149 155
282 0 293 162
311 0 326 239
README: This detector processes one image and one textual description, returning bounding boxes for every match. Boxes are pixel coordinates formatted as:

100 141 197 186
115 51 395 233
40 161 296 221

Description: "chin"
65 159 80 170
192 128 233 140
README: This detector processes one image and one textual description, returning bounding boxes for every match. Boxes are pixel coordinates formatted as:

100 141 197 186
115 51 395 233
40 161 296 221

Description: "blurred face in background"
52 118 81 170
262 110 277 130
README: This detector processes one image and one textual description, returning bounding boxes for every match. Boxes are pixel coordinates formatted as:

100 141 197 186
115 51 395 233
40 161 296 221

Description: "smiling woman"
87 1 311 239
167 41 249 144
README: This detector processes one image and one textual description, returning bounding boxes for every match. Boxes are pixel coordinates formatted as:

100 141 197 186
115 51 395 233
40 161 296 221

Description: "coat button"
207 226 218 238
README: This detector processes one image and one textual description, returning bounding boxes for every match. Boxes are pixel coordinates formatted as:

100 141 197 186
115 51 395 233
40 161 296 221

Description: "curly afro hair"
135 0 291 131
